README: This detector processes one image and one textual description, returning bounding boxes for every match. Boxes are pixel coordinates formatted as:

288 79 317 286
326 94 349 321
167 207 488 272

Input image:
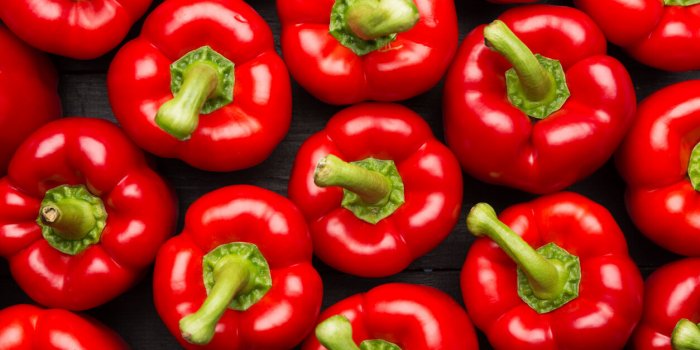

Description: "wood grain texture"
1 0 698 348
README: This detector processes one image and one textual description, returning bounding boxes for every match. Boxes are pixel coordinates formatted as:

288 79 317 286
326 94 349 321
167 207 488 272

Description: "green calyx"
330 0 419 56
665 0 700 6
467 203 581 314
484 20 570 120
316 315 402 350
37 185 107 255
688 143 700 191
672 319 700 350
314 155 404 224
179 242 271 345
155 46 235 140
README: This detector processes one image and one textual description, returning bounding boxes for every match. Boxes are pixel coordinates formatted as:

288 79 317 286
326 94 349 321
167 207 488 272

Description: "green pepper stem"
665 0 700 6
467 203 567 300
345 0 419 40
673 319 700 350
180 255 251 345
316 315 362 350
484 20 554 102
314 155 392 205
40 200 96 240
155 62 219 140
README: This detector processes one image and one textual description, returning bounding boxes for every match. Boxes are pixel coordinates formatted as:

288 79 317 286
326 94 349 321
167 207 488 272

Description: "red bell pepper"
632 258 700 350
108 0 291 172
153 185 323 349
0 25 61 175
575 0 700 72
461 192 643 349
0 304 128 349
277 0 458 105
0 0 150 59
0 117 176 310
303 283 478 350
443 5 636 194
617 81 700 256
288 103 462 277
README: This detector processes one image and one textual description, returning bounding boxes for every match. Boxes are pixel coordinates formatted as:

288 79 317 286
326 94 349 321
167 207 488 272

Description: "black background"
0 0 695 348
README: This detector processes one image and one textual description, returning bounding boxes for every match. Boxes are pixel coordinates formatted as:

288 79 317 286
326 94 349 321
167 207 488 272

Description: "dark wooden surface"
1 0 698 348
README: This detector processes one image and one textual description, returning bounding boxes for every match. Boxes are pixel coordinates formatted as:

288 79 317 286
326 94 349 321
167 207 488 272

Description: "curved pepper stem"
672 319 700 350
329 0 419 56
37 185 107 255
179 243 271 345
314 155 405 224
155 46 235 140
467 203 580 313
483 20 570 119
665 0 700 6
688 143 700 191
316 315 401 350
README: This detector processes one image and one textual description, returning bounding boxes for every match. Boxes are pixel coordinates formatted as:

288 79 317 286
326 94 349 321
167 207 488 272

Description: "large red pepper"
633 258 700 350
443 5 636 194
0 304 128 349
108 0 291 172
461 192 643 349
0 117 176 310
288 103 462 277
303 283 478 350
575 0 700 72
153 185 323 349
0 25 61 175
0 0 150 59
617 81 700 256
277 0 458 105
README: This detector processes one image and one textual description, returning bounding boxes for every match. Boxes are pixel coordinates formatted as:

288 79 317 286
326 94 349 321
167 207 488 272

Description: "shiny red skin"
0 304 128 349
632 258 700 350
461 192 644 350
108 0 291 172
153 185 323 349
288 103 463 277
443 5 636 194
0 0 150 59
303 283 479 350
0 26 60 175
575 0 700 72
617 81 700 256
277 0 458 105
0 117 176 310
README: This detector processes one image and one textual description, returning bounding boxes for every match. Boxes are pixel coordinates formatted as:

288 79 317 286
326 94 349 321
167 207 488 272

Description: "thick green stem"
467 203 566 300
180 256 251 345
673 319 700 350
345 0 419 40
688 143 700 191
665 0 700 6
156 62 219 140
316 315 362 350
484 20 552 102
40 200 96 240
315 155 392 205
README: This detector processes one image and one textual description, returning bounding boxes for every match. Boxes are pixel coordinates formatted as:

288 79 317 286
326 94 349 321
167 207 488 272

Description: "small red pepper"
617 81 700 256
633 258 700 350
154 185 323 349
0 0 151 59
461 192 643 349
108 0 291 172
0 304 128 349
0 25 61 175
277 0 458 104
0 117 176 310
575 0 700 72
443 5 636 194
288 103 462 277
303 283 478 350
